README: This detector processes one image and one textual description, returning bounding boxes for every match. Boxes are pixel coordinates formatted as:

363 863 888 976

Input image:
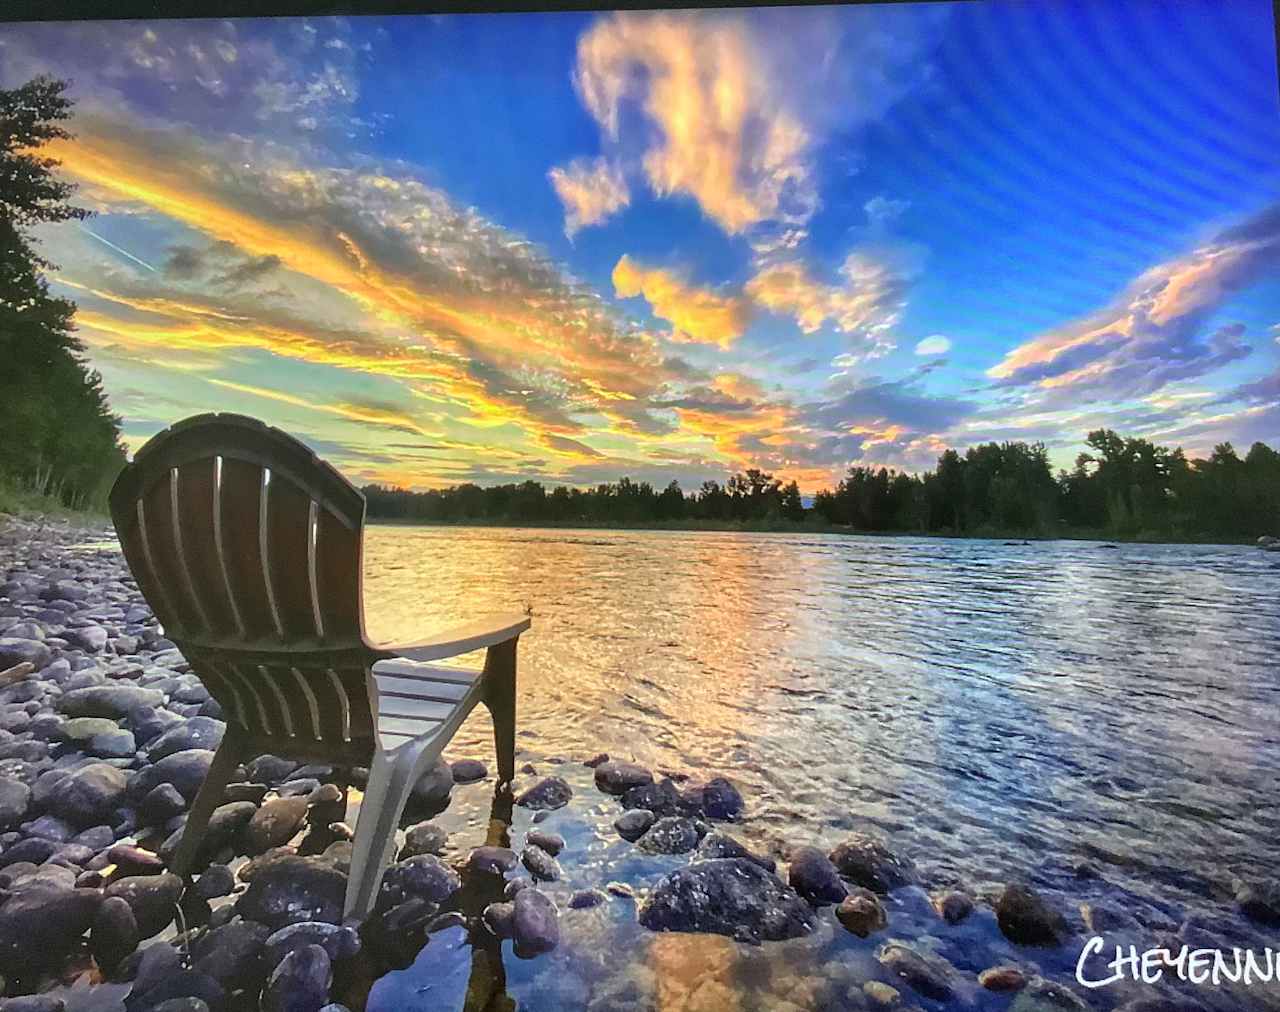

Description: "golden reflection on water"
355 526 1280 1012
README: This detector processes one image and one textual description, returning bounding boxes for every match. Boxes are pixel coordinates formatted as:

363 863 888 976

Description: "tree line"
364 432 1280 541
1 77 125 510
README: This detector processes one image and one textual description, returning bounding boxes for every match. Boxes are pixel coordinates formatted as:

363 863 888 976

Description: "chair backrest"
110 413 378 750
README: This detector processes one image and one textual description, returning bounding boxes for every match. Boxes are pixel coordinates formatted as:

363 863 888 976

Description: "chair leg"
168 732 244 880
343 737 445 920
482 638 518 787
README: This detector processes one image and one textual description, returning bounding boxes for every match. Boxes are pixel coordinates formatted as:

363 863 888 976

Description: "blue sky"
2 1 1278 491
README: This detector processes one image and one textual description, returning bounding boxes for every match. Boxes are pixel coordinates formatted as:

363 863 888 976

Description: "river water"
358 526 1280 1012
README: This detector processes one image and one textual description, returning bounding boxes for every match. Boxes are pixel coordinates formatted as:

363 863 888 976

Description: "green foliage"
364 468 802 526
364 432 1279 543
0 76 125 510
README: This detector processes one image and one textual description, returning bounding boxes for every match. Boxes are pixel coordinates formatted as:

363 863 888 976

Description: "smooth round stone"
468 846 518 876
512 887 559 958
836 888 888 937
193 863 236 899
90 895 139 971
979 965 1029 991
568 888 606 909
450 758 488 784
514 776 572 811
264 921 361 966
787 846 847 905
614 809 656 842
637 816 701 855
521 844 561 882
525 830 564 856
262 944 332 1012
593 761 652 796
104 873 183 938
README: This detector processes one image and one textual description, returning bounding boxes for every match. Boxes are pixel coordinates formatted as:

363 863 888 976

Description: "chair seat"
370 658 483 750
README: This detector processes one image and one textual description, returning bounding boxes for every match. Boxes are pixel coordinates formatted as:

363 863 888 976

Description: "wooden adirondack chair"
108 413 530 918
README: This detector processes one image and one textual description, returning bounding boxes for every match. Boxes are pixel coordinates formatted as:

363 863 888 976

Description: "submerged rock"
1236 879 1280 926
483 901 515 939
638 858 815 943
400 820 448 858
147 716 225 760
450 758 487 783
877 941 959 1001
637 816 701 854
979 965 1029 991
515 775 572 811
614 808 656 842
57 685 163 718
377 854 460 910
787 846 847 905
828 834 917 894
594 761 653 796
521 844 561 881
699 777 744 821
696 832 775 872
997 883 1069 946
1009 977 1089 1010
837 888 888 937
468 846 518 876
512 887 559 957
525 829 564 856
409 757 453 807
934 889 975 925
620 778 682 817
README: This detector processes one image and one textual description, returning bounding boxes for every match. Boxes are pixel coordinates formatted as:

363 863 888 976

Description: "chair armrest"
373 613 531 662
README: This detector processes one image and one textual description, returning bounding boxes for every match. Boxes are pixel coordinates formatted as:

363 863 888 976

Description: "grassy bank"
0 475 110 524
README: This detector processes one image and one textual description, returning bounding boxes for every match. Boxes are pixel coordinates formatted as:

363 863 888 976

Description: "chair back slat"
315 508 363 640
173 459 239 637
263 471 321 640
217 457 279 641
138 471 205 635
109 413 380 749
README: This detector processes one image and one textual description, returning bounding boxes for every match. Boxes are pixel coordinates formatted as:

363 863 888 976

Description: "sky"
3 1 1279 493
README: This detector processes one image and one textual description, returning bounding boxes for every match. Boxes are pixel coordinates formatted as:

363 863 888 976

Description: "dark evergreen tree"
1 76 124 507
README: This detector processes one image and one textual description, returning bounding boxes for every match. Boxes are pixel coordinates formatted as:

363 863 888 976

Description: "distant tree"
779 480 804 521
1 76 123 506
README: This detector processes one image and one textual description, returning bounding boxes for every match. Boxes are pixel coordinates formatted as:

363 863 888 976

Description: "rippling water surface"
359 526 1280 1011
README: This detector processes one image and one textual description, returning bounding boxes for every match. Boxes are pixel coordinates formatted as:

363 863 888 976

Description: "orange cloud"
612 255 750 349
548 157 630 236
575 13 813 234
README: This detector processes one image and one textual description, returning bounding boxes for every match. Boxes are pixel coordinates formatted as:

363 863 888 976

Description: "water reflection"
360 528 1280 1010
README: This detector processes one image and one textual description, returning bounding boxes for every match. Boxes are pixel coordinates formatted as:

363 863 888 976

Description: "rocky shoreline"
1 513 1278 1012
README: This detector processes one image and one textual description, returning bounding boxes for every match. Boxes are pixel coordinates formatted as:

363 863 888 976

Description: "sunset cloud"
988 204 1280 399
548 157 630 237
612 255 751 349
570 8 944 235
746 253 908 358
